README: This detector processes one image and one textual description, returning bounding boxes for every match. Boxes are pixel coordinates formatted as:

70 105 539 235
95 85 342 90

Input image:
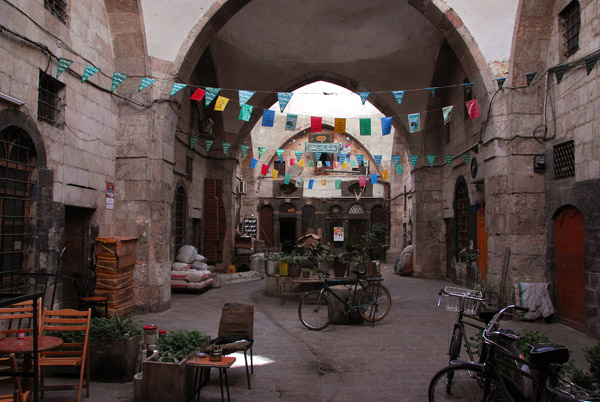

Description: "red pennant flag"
466 99 480 119
261 164 268 175
311 116 322 133
191 88 206 101
359 176 366 187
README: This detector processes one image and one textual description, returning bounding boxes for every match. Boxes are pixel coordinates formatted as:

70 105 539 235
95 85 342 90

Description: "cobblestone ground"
45 264 600 401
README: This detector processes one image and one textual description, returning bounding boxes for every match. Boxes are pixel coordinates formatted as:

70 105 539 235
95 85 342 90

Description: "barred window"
301 205 315 235
38 71 65 127
44 0 68 24
174 187 186 252
349 204 365 215
456 183 469 250
554 141 575 179
559 1 580 58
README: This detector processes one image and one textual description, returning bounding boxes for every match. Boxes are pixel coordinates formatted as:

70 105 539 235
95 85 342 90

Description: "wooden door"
556 207 586 331
259 206 274 249
64 206 91 308
476 209 488 280
203 179 221 264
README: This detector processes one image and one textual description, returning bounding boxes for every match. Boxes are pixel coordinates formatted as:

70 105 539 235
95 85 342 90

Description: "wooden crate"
95 285 133 302
96 253 136 270
96 236 137 258
107 301 134 318
96 271 134 290
96 264 135 277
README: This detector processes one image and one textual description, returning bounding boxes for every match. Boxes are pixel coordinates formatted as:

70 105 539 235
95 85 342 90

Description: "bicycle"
298 269 391 330
428 304 600 402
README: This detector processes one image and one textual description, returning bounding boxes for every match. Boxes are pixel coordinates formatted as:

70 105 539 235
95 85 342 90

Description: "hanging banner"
308 160 314 167
370 174 378 184
308 179 314 189
381 117 393 136
409 155 419 167
382 170 389 180
317 161 323 168
392 155 401 167
553 64 569 84
262 110 275 127
334 118 346 133
189 137 198 150
111 72 127 92
284 173 291 185
138 78 156 92
359 176 366 186
56 58 73 78
466 99 480 119
278 92 293 112
205 139 214 152
335 179 342 190
325 161 331 167
408 113 421 133
396 164 403 175
190 88 206 101
374 155 382 167
321 180 327 186
358 92 370 105
525 71 537 86
442 106 453 125
261 164 268 175
585 55 599 75
314 152 322 161
239 104 253 122
360 118 371 136
462 153 471 166
258 147 266 158
170 83 187 96
351 160 357 168
426 155 436 167
240 145 250 159
305 143 339 153
334 161 339 168
81 65 101 83
311 116 323 132
392 90 405 106
239 90 255 106
295 151 303 160
496 78 506 89
276 149 285 159
299 159 304 167
204 87 221 106
214 96 229 111
445 154 453 166
222 142 231 154
355 155 364 165
250 158 258 169
285 114 297 131
296 177 303 188
290 158 295 166
272 169 278 180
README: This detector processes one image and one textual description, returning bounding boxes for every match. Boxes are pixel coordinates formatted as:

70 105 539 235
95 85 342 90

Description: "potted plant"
359 224 387 276
285 254 305 277
89 315 143 382
262 251 284 276
329 249 348 277
142 329 210 402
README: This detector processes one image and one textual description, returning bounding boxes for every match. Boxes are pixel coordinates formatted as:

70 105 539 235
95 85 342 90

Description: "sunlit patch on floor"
228 352 274 367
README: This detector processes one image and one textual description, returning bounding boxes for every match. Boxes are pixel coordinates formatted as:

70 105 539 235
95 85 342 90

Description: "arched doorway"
555 206 586 331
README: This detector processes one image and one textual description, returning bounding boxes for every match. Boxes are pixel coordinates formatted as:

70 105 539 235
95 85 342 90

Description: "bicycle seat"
351 269 367 277
529 344 569 365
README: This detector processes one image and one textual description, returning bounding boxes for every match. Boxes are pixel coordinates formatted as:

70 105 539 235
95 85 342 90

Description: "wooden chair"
68 273 108 317
0 298 42 338
0 353 30 402
38 308 91 402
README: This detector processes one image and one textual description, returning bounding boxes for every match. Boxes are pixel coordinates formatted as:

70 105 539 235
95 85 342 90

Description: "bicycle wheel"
298 291 332 330
429 363 505 402
357 284 391 322
449 325 462 363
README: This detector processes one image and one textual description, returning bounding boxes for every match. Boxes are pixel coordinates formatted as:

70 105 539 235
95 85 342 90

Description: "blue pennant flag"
204 87 221 106
374 155 382 167
295 151 303 160
111 72 127 92
170 83 187 96
381 117 393 136
81 65 100 83
314 152 322 161
325 161 331 167
239 90 255 106
356 155 364 165
392 90 405 106
262 110 275 127
358 92 370 105
370 174 378 184
308 179 314 189
278 92 293 112
250 158 258 169
138 78 156 92
391 155 401 167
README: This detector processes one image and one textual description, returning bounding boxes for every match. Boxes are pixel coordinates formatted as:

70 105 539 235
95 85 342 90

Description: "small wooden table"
0 335 63 391
187 356 236 402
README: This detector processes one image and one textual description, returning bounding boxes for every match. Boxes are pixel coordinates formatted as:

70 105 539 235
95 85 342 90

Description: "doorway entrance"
555 207 586 331
279 218 296 253
63 206 94 308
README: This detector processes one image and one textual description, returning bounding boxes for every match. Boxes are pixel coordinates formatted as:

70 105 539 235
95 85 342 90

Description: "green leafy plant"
460 248 480 264
154 329 210 363
89 315 143 340
359 223 387 260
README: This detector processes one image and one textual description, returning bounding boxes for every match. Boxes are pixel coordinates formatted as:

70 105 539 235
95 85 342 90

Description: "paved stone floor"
48 265 600 401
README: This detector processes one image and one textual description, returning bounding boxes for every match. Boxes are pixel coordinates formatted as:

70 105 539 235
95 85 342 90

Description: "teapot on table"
209 344 223 362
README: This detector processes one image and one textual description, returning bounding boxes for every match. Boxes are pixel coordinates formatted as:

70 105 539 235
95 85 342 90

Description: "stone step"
218 271 262 286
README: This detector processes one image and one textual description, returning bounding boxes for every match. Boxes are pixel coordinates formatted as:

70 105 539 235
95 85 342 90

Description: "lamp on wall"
0 92 25 106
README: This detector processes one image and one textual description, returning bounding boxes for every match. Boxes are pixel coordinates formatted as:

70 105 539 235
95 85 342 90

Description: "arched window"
301 205 315 235
174 187 187 252
0 127 36 290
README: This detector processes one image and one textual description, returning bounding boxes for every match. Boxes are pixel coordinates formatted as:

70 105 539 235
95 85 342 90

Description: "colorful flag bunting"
239 104 253 121
525 71 537 86
334 161 339 168
442 106 453 125
311 116 322 132
262 110 275 127
381 117 393 136
335 179 341 190
81 66 100 83
317 161 322 168
111 72 127 92
276 149 285 159
334 118 346 133
204 87 221 106
553 64 569 84
355 155 364 165
462 153 471 166
409 155 419 167
222 142 230 154
170 83 187 96
360 118 371 136
444 154 453 166
585 55 599 75
261 164 268 175
308 179 314 189
272 169 278 180
314 152 322 162
374 155 382 167
138 78 156 92
496 78 506 89
240 145 249 159
358 92 370 105
466 99 480 119
370 174 378 184
299 159 304 167
250 158 258 169
426 87 437 97
382 170 389 180
214 96 229 111
321 180 326 186
277 92 293 112
258 147 266 158
239 90 255 106
351 160 357 168
190 137 198 150
392 155 401 166
284 174 291 185
426 155 436 167
295 151 303 160
56 58 73 78
296 178 303 188
205 140 214 152
359 176 366 187
392 90 405 106
396 164 403 175
325 161 331 167
408 113 421 133
290 158 295 166
308 160 314 167
462 82 474 95
190 88 206 101
285 114 297 131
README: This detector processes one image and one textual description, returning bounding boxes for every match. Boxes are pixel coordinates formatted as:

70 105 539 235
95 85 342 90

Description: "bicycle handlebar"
483 305 529 344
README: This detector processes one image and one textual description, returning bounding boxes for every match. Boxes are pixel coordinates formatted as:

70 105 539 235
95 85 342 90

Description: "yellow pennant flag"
321 180 327 186
342 160 347 168
214 96 229 111
334 118 346 133
299 159 304 167
272 169 278 180
382 169 389 180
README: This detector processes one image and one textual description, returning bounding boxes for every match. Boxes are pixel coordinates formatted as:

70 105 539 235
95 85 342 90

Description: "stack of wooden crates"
95 236 137 317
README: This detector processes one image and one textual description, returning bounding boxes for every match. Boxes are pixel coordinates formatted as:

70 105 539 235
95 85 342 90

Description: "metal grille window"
456 182 469 250
0 127 36 292
301 205 315 235
371 205 387 227
44 0 68 24
274 160 285 177
38 71 65 127
554 140 575 179
559 1 580 58
349 204 365 215
186 157 193 180
174 187 186 252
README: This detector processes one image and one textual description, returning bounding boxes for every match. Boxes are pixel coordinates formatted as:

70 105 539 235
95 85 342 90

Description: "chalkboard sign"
243 218 257 238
